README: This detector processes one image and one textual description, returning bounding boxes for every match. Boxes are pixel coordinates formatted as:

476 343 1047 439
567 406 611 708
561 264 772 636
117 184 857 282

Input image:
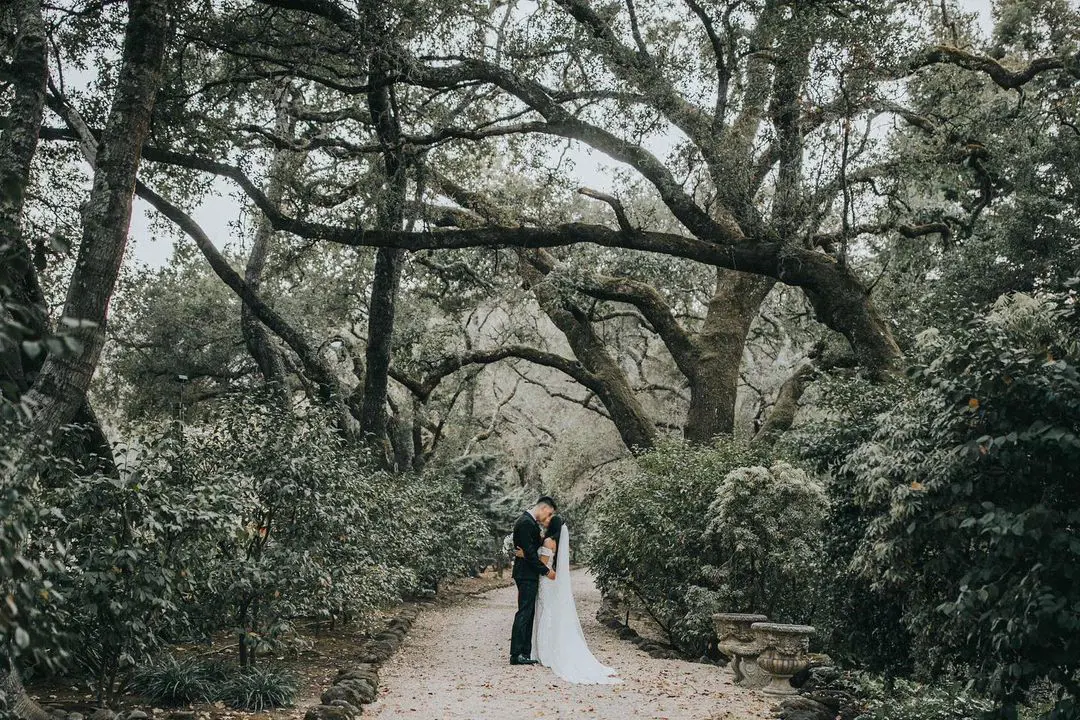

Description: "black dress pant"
510 577 539 658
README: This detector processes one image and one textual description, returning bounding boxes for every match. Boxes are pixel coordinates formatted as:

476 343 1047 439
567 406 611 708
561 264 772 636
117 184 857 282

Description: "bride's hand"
514 546 525 558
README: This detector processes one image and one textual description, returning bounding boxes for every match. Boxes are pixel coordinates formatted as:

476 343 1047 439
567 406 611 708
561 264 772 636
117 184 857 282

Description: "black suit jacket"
511 511 551 580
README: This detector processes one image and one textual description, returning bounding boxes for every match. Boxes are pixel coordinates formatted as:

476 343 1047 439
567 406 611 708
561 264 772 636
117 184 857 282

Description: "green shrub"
702 461 826 621
50 434 239 703
588 439 767 654
5 387 499 705
843 287 1080 713
0 420 70 672
853 674 994 720
133 655 296 711
218 665 297 711
368 464 488 597
7 388 492 701
175 393 483 662
779 376 915 675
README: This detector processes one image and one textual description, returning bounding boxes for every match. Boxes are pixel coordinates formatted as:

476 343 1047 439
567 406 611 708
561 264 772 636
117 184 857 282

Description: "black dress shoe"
510 655 539 665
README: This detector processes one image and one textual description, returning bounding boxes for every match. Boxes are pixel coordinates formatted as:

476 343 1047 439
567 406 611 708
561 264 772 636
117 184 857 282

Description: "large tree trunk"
23 0 169 434
358 59 407 461
0 5 62 715
0 0 114 473
518 251 657 451
684 270 775 443
359 247 404 448
752 361 815 444
0 0 48 395
241 88 292 385
797 260 901 380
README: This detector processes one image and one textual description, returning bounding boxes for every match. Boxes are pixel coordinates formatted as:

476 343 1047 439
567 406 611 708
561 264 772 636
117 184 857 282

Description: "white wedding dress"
530 524 621 684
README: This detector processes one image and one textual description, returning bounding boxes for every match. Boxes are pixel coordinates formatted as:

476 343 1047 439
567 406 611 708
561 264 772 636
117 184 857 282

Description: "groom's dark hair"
536 495 558 511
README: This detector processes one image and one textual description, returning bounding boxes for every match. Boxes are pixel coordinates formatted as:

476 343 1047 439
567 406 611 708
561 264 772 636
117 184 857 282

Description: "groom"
509 496 558 665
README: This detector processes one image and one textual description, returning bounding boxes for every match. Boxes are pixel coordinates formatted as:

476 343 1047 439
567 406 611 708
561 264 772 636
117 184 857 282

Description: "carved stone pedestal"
712 613 769 689
750 622 815 696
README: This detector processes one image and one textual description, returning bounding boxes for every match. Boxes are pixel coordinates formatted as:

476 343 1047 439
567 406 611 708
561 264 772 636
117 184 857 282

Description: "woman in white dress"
526 515 621 684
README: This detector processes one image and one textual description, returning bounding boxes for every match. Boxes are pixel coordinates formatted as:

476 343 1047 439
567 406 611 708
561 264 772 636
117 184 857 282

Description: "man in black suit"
509 496 557 665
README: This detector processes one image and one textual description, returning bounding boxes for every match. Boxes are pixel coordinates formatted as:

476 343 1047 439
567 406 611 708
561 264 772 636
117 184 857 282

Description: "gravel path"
366 570 773 719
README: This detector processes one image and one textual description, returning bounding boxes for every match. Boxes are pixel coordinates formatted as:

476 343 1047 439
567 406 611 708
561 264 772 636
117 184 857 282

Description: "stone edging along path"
595 594 727 667
302 576 514 720
303 606 421 720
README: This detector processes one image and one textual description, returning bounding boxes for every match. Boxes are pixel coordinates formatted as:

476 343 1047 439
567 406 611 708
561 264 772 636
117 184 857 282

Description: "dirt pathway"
365 570 773 720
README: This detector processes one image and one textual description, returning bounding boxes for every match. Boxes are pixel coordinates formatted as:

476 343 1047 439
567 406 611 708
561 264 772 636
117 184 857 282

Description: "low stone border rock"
304 606 422 720
43 708 154 720
773 664 863 720
596 595 724 666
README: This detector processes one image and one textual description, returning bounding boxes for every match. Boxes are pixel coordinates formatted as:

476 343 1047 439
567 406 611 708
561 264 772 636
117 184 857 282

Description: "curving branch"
524 248 701 380
550 0 719 164
908 45 1072 90
812 221 954 250
409 58 742 243
682 0 731 128
578 187 633 233
46 91 359 433
391 345 602 402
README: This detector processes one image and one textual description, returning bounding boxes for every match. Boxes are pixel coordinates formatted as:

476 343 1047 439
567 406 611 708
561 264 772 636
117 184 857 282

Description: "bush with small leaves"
0 420 70 672
49 435 239 704
777 376 915 675
588 439 768 655
842 284 1080 715
702 461 827 622
853 674 994 720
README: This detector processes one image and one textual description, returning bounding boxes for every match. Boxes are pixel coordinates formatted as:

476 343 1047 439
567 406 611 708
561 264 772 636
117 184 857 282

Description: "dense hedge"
839 290 1080 714
588 441 828 656
590 286 1079 718
1 393 491 704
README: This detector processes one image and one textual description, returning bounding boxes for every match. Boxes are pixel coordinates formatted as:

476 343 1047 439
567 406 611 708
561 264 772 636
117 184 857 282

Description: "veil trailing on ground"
534 523 621 684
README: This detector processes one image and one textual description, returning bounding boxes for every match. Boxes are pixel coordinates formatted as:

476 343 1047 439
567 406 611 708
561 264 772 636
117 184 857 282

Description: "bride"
519 515 621 684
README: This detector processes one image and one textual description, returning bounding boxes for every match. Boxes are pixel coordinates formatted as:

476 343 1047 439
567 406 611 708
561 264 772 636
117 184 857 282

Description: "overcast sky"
125 0 998 270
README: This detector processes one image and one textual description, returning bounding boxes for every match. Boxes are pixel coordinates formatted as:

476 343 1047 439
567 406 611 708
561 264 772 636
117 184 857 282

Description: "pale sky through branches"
126 0 998 270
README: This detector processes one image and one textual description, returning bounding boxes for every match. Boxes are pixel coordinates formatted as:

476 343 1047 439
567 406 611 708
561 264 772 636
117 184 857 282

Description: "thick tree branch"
24 0 169 434
551 0 718 162
908 45 1071 90
578 187 633 232
393 345 602 403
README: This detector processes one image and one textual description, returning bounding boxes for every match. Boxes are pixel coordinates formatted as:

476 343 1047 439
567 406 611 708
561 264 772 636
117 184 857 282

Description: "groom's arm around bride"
512 512 555 581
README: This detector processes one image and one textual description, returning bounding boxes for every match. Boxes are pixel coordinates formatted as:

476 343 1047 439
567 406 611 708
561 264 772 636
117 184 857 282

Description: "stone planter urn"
750 622 815 696
712 613 769 689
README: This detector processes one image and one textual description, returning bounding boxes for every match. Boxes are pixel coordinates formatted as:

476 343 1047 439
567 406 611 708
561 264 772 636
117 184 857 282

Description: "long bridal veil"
535 523 621 684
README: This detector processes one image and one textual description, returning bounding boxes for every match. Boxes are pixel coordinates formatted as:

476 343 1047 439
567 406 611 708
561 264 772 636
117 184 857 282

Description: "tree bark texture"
24 0 169 434
684 270 776 443
241 87 292 385
0 0 48 396
358 58 407 459
517 250 657 451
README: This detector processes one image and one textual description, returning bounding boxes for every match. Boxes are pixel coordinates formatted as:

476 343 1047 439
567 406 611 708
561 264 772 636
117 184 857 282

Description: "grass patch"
218 666 298 711
134 656 296 710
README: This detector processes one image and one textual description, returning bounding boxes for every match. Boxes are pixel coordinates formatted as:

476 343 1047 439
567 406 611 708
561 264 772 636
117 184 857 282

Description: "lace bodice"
538 547 554 558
